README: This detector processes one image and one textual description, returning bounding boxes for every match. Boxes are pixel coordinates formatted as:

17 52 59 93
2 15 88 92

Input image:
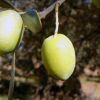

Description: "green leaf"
21 9 42 33
0 0 15 9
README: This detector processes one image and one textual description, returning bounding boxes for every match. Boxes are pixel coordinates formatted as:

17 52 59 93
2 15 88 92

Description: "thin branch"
1 0 65 20
0 74 41 87
39 0 65 19
54 2 59 37
1 0 17 10
8 52 16 100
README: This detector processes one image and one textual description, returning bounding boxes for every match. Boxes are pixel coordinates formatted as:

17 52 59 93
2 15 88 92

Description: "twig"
8 52 15 100
0 74 41 87
54 1 59 37
39 0 65 19
1 0 17 9
1 0 65 20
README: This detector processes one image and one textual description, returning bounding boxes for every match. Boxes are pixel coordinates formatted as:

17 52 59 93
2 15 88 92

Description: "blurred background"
0 0 100 100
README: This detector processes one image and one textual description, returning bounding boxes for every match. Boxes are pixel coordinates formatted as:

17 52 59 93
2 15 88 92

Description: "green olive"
0 10 24 55
41 34 76 80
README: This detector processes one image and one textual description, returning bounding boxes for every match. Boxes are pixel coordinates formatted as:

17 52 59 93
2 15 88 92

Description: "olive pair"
0 10 76 80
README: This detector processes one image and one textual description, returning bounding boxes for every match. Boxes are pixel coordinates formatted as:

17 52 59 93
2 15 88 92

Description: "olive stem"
54 1 59 37
8 52 16 100
39 0 65 19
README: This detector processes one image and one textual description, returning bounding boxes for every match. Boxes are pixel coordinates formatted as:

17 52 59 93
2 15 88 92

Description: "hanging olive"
0 10 24 55
41 34 76 80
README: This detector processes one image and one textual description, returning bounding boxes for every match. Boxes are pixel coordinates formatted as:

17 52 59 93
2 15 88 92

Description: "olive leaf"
0 0 15 9
21 9 42 33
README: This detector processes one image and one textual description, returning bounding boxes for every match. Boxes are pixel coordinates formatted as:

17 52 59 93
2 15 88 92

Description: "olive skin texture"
41 34 76 80
0 10 24 55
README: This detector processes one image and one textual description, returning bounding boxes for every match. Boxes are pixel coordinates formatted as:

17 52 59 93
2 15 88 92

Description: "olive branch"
0 0 66 100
